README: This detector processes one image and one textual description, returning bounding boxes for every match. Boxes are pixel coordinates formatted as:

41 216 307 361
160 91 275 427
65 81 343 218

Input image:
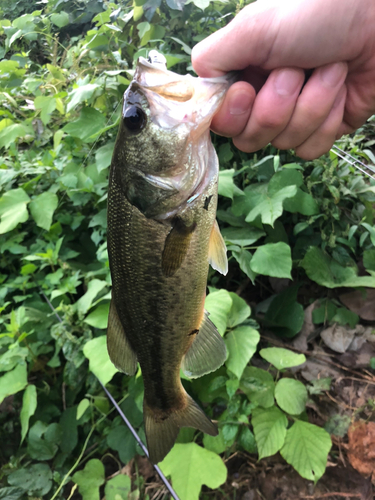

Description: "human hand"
192 0 375 160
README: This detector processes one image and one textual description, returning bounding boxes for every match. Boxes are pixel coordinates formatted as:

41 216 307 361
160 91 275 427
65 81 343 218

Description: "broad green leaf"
63 107 106 142
77 398 90 420
34 96 56 125
107 425 137 464
84 303 109 329
260 347 306 370
267 169 303 194
283 189 319 215
0 364 28 405
227 292 251 328
263 286 304 338
205 289 233 335
245 185 297 226
240 366 275 408
0 188 30 234
67 83 100 113
105 475 131 500
218 169 235 199
8 464 52 497
76 279 107 314
29 192 58 231
27 421 61 460
0 124 34 149
59 407 78 455
20 384 37 443
221 226 265 247
203 428 227 454
275 378 308 415
95 141 115 172
0 486 25 500
251 407 288 459
280 421 332 483
160 443 227 500
72 459 105 500
300 246 375 288
238 427 257 454
250 242 292 279
83 336 118 385
232 249 257 283
364 248 375 272
50 12 70 28
137 21 151 39
225 326 260 379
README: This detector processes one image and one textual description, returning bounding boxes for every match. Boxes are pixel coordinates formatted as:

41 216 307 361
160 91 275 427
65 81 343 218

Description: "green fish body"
107 52 232 463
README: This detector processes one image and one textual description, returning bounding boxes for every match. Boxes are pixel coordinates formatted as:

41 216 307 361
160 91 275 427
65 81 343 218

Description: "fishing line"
330 144 375 180
39 291 180 500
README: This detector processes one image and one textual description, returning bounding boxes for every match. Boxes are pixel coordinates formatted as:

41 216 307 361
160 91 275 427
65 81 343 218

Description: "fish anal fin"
208 220 228 275
107 300 137 376
181 311 227 379
162 219 196 277
144 393 217 464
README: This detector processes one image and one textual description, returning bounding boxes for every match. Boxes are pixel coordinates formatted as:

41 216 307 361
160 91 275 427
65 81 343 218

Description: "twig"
297 493 361 499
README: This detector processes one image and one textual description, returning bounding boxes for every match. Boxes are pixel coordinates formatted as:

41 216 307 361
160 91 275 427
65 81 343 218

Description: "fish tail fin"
144 393 217 464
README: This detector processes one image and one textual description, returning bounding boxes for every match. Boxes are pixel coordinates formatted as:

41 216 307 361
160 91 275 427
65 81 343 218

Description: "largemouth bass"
107 51 232 464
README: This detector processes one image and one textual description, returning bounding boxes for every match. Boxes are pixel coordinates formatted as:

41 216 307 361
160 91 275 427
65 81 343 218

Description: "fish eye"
123 105 146 132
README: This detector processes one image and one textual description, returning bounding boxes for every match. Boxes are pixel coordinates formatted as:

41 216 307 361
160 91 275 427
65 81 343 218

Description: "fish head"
112 51 234 220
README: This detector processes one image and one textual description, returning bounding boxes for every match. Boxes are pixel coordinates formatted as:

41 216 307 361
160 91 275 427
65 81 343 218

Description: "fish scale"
107 52 234 463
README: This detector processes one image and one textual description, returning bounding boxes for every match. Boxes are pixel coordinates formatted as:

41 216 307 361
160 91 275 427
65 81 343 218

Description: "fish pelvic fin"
144 393 217 464
107 300 138 375
208 220 228 275
162 218 196 277
182 310 227 379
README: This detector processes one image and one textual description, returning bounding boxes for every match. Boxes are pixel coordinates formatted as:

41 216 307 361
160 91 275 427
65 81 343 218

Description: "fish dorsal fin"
107 301 138 376
208 220 228 275
162 219 196 277
181 311 227 379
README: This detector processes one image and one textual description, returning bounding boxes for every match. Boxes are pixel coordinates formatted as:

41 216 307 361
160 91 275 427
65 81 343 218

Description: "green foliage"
0 0 372 497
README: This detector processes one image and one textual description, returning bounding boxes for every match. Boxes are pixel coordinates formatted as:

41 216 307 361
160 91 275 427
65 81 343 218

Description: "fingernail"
320 62 346 88
229 91 253 115
274 68 302 96
333 86 346 109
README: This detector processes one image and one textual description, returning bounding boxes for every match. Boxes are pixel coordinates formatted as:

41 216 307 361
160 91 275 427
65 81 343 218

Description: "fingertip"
210 82 255 138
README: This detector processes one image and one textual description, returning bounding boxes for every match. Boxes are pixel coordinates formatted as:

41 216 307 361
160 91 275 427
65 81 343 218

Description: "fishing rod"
40 292 180 500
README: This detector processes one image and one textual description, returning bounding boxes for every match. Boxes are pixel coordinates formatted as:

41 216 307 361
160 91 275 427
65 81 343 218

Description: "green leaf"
107 425 137 464
205 289 233 335
160 443 227 500
227 292 251 328
0 364 27 405
232 249 257 283
20 384 37 444
331 307 359 328
280 421 332 483
260 348 306 370
251 407 288 459
263 287 304 338
0 188 30 234
76 279 107 314
300 246 375 288
77 398 90 420
246 185 297 226
221 226 265 247
73 459 105 500
84 303 109 329
203 428 227 454
7 464 52 497
27 421 61 460
60 407 78 454
364 249 375 272
105 475 131 500
63 107 106 142
95 142 115 172
0 487 25 500
275 378 308 415
29 192 58 231
50 12 70 28
83 336 118 385
0 124 34 149
240 366 275 408
218 169 236 199
283 189 319 215
34 96 56 125
67 83 100 113
238 427 257 454
250 242 292 279
225 326 260 379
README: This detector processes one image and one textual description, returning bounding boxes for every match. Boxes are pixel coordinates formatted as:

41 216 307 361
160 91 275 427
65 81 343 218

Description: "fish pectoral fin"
144 392 217 464
181 310 227 379
208 220 228 275
107 300 138 376
162 218 196 277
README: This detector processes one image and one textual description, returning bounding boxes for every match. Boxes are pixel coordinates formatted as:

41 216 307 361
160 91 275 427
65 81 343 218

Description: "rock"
321 324 356 353
339 289 375 321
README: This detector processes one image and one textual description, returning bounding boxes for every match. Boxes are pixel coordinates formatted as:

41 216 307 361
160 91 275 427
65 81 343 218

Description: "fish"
106 50 233 464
